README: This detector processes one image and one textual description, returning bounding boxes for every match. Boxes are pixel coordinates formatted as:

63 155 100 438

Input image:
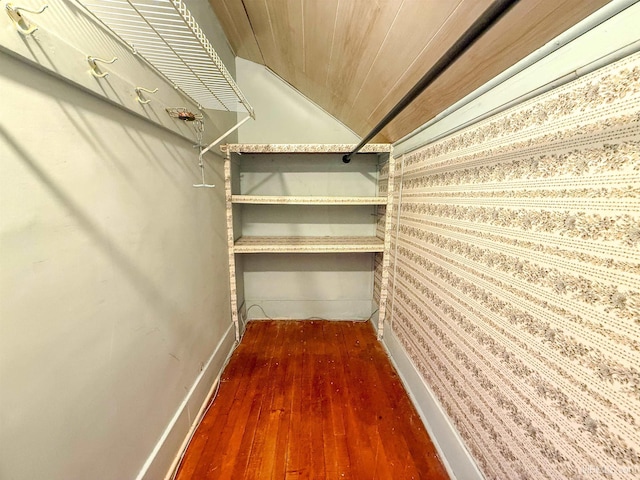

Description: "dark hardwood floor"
175 320 449 479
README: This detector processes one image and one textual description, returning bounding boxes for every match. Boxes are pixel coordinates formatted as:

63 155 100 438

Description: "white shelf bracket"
193 115 252 189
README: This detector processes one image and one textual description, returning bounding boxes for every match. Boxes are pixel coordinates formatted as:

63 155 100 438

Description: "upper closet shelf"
81 0 254 117
231 195 387 205
224 144 392 154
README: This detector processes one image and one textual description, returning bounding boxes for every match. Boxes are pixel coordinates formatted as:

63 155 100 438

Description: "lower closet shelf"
233 236 385 253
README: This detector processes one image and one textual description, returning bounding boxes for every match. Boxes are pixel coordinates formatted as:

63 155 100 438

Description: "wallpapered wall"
374 160 392 328
385 53 640 479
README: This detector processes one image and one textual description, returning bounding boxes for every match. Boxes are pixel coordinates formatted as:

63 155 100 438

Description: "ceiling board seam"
240 0 265 63
301 0 306 73
350 0 406 108
219 1 240 57
365 0 467 122
263 0 277 57
324 0 341 88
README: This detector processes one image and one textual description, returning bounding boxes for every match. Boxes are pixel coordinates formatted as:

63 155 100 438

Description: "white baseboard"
136 323 236 480
382 328 484 480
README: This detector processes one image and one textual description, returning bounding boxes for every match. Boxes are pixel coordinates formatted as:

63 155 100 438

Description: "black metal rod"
342 0 520 163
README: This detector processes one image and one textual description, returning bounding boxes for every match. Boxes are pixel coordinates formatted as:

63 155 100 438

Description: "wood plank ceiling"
210 0 610 142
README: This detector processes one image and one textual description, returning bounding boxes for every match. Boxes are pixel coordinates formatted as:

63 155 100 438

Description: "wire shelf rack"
81 0 254 117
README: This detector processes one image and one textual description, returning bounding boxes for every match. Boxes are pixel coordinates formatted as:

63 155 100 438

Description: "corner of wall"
235 57 360 144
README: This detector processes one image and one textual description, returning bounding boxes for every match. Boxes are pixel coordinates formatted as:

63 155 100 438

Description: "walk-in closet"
1 1 639 479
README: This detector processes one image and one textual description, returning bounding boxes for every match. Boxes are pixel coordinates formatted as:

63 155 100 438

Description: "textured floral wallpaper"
385 53 640 479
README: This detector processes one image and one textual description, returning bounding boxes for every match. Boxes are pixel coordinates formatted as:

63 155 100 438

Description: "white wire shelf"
81 0 254 117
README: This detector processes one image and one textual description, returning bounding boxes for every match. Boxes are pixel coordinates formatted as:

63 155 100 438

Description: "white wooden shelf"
225 144 392 154
224 143 394 333
231 195 387 205
233 236 385 253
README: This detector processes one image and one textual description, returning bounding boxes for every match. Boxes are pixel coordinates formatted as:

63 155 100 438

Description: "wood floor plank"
321 323 351 478
175 320 449 480
358 328 418 478
229 392 262 478
271 326 295 479
307 322 327 479
337 323 380 477
181 321 265 478
284 323 308 479
241 322 284 478
192 322 271 478
255 323 287 478
320 325 338 478
176 322 261 478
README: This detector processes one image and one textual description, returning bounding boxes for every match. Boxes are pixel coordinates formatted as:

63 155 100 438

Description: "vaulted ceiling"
210 0 609 142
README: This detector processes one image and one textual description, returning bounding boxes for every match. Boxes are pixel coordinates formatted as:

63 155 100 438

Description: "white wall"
0 2 237 479
236 58 360 144
243 253 376 320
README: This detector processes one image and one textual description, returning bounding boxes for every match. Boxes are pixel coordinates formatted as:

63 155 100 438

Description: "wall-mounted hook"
5 3 48 35
87 56 117 78
135 87 158 104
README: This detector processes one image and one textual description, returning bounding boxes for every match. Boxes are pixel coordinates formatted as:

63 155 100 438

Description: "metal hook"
5 3 48 35
135 87 158 104
87 56 117 78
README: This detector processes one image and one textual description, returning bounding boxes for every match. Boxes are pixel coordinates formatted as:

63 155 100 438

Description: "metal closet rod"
342 0 520 164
